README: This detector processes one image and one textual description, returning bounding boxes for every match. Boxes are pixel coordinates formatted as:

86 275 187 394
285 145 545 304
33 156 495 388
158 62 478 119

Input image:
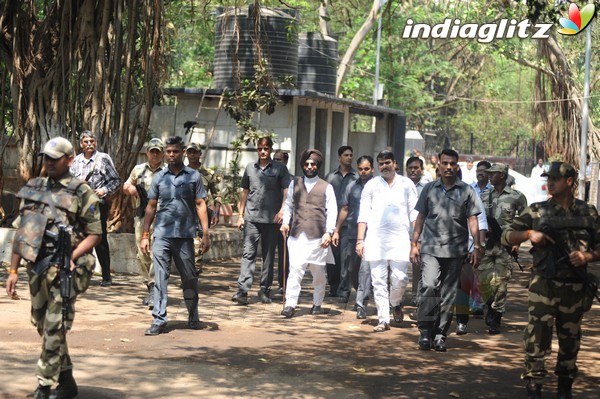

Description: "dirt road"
1 247 599 398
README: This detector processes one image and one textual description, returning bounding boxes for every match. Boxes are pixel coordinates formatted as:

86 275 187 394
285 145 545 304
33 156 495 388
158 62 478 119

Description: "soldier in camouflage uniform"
478 163 527 334
502 162 600 399
6 137 102 399
185 142 222 273
123 138 165 308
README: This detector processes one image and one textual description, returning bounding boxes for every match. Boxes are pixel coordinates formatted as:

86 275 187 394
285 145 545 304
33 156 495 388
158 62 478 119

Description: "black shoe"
525 379 542 399
352 303 358 311
327 291 339 297
33 385 50 399
456 323 468 335
147 295 154 310
557 377 573 399
55 369 78 399
311 305 323 315
418 331 431 351
356 306 367 319
281 306 296 318
258 290 272 304
409 296 418 307
433 338 447 352
338 295 349 303
188 321 202 330
100 279 112 287
232 292 249 305
393 305 404 323
145 323 166 336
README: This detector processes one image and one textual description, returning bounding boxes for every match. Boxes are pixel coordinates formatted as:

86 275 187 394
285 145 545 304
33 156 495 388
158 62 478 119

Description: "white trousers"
369 259 410 323
284 262 327 308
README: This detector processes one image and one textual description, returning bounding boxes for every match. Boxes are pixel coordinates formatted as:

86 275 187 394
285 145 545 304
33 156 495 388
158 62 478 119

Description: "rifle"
539 224 600 304
57 225 72 333
509 247 524 272
136 184 148 218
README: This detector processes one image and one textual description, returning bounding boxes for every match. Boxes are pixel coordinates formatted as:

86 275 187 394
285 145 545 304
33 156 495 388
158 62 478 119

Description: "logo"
402 19 552 43
558 3 596 35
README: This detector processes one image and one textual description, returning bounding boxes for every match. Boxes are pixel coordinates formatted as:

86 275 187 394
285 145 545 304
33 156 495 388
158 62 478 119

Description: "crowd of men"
5 133 598 399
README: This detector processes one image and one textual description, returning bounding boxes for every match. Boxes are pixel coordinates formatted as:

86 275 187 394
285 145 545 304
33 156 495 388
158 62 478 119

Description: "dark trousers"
237 221 278 294
337 234 358 298
97 200 111 282
417 254 463 340
326 227 343 295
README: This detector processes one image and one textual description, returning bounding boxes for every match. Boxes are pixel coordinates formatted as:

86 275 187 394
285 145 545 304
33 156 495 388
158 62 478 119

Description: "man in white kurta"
356 150 419 332
280 149 338 318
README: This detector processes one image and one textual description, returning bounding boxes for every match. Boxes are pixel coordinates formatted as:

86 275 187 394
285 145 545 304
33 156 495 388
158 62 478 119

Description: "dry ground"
1 244 599 399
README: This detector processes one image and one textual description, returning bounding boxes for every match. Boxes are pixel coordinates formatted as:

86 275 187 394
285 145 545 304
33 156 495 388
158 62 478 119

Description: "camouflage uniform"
192 164 222 273
13 175 101 387
501 197 600 382
125 162 165 282
478 185 527 313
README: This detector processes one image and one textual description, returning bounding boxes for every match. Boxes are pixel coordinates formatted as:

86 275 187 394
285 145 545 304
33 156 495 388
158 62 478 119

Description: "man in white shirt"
356 150 419 332
280 149 338 318
530 158 547 179
461 157 477 185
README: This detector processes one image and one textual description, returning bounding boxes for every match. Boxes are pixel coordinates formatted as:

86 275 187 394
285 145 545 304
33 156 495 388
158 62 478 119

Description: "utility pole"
578 23 592 201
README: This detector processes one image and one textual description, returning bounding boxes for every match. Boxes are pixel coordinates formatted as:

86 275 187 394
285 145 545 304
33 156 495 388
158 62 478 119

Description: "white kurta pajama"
283 176 337 308
358 174 418 324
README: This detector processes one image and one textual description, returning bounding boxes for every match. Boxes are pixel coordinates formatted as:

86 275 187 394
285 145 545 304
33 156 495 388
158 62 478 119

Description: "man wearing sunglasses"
232 137 291 305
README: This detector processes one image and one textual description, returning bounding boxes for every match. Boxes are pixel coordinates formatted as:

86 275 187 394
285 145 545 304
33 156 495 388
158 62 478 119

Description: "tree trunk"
0 1 166 233
335 0 383 97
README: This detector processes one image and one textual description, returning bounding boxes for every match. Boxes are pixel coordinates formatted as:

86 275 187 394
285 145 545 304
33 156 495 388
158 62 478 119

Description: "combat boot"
146 283 155 310
525 378 542 399
484 300 494 326
488 311 502 334
557 377 573 399
55 369 78 399
33 385 50 399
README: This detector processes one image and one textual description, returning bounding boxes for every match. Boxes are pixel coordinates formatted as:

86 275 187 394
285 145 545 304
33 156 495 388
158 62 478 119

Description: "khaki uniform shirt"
125 162 165 209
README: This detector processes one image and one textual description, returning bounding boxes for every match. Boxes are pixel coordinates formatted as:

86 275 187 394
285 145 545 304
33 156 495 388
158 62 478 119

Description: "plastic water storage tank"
213 6 299 89
297 32 338 95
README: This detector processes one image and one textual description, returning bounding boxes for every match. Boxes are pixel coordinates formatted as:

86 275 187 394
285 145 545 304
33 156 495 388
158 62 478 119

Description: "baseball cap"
486 162 509 174
146 138 165 152
185 143 203 152
39 137 73 159
541 162 577 178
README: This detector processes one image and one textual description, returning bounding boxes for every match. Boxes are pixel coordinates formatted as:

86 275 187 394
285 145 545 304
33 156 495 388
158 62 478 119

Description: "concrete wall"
0 227 243 274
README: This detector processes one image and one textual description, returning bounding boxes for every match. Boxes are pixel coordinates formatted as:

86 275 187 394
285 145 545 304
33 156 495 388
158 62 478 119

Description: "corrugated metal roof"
163 87 404 118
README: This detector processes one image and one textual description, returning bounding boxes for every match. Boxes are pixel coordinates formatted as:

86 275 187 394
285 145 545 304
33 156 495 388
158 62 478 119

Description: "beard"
303 169 318 178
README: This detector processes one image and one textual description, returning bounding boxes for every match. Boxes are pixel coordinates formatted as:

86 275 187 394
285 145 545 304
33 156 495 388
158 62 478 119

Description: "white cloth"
467 195 488 251
357 175 418 262
284 261 326 308
370 260 410 323
531 165 547 179
461 166 477 185
287 233 328 266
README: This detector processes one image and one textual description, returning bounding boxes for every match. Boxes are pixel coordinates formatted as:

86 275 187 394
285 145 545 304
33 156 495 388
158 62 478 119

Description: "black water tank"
297 32 338 95
213 6 299 89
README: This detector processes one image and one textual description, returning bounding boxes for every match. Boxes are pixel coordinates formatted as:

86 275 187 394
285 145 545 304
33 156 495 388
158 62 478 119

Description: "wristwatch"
473 244 484 251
